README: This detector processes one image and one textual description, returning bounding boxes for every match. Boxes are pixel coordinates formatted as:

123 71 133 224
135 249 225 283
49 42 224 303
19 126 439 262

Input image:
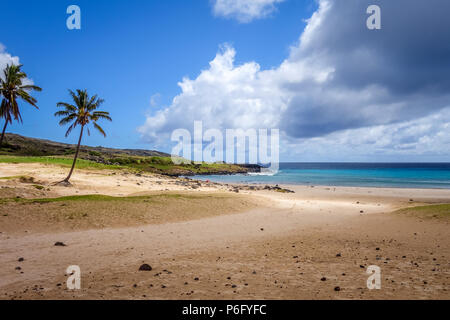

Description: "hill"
0 133 260 176
0 133 169 158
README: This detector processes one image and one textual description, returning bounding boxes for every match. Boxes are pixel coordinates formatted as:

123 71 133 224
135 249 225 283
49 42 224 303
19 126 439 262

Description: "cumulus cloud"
0 44 20 78
140 0 450 160
139 44 286 145
212 0 284 23
284 107 450 162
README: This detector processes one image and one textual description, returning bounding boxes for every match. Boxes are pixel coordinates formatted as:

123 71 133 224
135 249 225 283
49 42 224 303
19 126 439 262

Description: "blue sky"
1 0 450 162
1 0 314 148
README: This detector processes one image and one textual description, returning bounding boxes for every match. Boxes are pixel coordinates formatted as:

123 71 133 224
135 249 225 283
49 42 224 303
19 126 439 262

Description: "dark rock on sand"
139 264 152 271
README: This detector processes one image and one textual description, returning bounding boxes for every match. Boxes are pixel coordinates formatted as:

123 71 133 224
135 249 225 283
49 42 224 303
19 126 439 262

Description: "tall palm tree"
55 89 112 183
0 64 42 145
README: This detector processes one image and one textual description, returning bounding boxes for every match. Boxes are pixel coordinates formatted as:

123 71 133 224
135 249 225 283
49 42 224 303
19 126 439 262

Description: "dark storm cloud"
282 0 450 138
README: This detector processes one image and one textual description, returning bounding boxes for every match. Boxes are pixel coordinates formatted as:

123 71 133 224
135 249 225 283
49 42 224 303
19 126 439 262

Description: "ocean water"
192 163 450 189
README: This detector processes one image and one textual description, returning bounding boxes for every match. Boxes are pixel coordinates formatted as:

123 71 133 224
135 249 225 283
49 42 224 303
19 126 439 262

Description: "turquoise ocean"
192 163 450 189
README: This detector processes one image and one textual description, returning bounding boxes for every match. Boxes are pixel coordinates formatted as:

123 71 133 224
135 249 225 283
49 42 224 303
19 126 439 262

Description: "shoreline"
190 175 450 191
0 162 449 299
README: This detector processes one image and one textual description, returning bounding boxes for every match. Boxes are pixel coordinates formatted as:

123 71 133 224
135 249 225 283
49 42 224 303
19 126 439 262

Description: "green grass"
0 193 217 205
0 154 252 176
396 204 450 219
0 155 124 170
110 155 246 174
0 175 30 180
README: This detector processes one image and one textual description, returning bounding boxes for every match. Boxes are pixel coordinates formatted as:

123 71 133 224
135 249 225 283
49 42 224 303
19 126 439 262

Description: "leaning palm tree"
55 89 112 183
0 64 42 145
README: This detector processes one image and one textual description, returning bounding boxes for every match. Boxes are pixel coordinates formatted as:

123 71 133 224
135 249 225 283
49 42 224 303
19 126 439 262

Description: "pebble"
138 264 152 271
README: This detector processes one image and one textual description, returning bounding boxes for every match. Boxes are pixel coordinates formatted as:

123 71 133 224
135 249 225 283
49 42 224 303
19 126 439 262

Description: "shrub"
149 157 173 165
88 151 102 157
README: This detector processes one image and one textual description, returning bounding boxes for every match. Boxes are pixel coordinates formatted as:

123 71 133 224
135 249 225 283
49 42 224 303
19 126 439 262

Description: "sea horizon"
192 162 450 189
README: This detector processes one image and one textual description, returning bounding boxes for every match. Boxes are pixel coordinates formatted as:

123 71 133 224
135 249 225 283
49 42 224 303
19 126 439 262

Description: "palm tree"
0 64 42 145
55 89 112 183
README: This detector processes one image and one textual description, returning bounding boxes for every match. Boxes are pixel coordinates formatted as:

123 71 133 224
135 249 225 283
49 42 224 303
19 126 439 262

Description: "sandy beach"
0 162 449 300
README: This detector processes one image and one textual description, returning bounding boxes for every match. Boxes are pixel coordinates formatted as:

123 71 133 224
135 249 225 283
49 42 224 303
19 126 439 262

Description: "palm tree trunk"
64 126 84 182
0 121 7 146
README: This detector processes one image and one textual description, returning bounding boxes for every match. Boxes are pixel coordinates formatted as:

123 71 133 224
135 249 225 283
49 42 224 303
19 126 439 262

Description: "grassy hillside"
0 133 169 157
0 133 260 176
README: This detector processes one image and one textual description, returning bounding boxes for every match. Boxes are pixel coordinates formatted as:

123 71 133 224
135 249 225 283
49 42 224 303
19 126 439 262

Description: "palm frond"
56 102 77 112
92 111 112 121
68 89 82 109
64 122 77 137
87 98 104 111
58 114 77 126
93 122 106 137
54 110 71 117
11 100 23 123
20 85 42 92
86 94 98 109
17 90 39 108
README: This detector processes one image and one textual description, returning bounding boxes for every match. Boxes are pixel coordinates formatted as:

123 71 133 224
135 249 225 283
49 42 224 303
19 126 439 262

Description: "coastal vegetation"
0 132 259 176
0 153 256 176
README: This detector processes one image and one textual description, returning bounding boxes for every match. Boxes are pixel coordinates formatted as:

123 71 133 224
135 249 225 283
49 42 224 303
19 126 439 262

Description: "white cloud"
0 44 20 79
150 93 162 107
139 0 450 161
138 44 287 147
284 107 450 161
212 0 284 23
